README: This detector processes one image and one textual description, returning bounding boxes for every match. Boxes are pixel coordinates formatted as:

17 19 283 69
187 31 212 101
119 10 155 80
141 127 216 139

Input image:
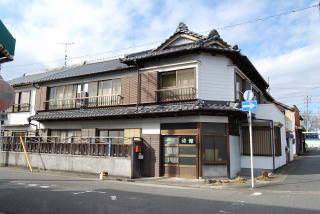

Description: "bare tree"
301 110 319 132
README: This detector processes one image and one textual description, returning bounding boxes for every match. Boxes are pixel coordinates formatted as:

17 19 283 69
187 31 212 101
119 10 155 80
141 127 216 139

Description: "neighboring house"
2 65 81 137
273 101 305 155
1 23 293 179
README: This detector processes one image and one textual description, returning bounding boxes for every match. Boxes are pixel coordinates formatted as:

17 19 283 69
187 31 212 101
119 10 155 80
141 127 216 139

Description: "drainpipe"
134 60 140 111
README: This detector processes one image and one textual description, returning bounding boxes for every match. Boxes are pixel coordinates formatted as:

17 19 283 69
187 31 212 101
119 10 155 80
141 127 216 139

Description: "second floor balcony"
45 94 122 110
157 87 196 102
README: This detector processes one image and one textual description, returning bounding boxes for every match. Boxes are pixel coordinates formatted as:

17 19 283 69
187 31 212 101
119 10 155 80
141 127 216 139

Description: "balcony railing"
44 94 122 110
156 87 196 101
1 136 132 158
6 103 30 113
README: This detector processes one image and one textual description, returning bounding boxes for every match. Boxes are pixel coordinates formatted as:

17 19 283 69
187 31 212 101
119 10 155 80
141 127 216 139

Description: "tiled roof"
121 42 238 62
7 58 133 86
7 66 71 86
35 59 133 83
29 100 242 121
151 22 233 54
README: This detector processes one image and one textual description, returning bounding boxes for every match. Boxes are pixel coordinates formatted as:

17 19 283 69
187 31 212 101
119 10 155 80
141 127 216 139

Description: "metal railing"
44 94 122 109
156 87 196 101
1 136 132 158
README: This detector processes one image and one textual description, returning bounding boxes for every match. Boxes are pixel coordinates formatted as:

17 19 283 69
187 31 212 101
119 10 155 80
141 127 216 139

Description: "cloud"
1 0 319 110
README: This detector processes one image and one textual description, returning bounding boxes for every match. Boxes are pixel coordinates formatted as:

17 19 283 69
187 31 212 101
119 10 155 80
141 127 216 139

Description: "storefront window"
203 135 227 162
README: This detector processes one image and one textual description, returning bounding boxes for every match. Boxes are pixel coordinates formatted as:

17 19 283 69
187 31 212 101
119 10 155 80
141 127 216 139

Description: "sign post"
241 90 257 188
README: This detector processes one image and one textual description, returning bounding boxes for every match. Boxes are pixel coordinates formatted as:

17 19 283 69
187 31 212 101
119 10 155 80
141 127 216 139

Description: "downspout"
134 60 140 111
27 117 39 136
271 122 275 173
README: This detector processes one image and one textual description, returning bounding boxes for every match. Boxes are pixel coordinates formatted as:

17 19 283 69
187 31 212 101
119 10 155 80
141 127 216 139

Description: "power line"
274 86 320 99
2 3 319 69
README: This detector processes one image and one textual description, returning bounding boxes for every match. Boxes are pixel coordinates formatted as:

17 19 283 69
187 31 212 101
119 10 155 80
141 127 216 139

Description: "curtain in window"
203 135 227 162
64 85 76 108
161 71 176 87
177 69 194 87
87 82 98 106
20 91 30 111
112 79 121 94
13 92 19 112
55 86 65 108
98 80 112 105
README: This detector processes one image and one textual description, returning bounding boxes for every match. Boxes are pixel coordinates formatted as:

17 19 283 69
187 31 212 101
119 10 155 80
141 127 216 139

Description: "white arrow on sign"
243 102 256 109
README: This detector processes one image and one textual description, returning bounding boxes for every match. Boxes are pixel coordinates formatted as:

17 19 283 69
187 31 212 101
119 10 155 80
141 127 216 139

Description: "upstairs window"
161 68 195 88
49 84 79 109
85 79 121 106
159 68 196 101
7 91 31 112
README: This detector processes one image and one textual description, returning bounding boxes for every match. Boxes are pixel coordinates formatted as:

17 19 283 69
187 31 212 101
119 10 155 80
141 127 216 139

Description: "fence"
1 136 132 158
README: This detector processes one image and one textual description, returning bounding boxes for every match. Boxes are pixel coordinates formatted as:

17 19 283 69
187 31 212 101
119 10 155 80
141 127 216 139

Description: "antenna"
57 42 75 66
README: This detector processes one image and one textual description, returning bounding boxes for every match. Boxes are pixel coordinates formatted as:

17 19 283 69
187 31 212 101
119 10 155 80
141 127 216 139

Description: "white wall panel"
198 54 235 101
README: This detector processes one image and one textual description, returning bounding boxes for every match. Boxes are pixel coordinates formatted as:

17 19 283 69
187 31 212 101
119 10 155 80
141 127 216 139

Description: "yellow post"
20 135 33 172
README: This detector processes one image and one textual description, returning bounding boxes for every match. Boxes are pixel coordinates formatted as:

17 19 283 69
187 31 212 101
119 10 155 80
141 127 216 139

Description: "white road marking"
110 196 117 200
252 192 263 196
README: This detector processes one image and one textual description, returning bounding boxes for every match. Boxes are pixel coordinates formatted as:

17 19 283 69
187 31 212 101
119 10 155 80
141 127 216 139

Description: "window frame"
7 90 31 113
160 68 195 89
202 134 227 163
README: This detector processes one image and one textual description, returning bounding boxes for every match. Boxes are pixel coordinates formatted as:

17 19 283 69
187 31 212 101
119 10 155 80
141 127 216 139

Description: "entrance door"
162 136 197 178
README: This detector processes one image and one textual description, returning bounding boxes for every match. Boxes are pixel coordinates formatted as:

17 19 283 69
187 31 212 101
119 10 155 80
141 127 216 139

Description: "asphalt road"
1 149 320 214
245 148 320 192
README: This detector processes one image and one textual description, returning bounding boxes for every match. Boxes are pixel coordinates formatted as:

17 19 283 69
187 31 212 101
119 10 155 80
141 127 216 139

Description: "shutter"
148 71 158 103
34 87 48 111
140 73 149 103
140 71 158 104
242 126 272 156
130 74 138 104
121 76 130 105
121 74 138 105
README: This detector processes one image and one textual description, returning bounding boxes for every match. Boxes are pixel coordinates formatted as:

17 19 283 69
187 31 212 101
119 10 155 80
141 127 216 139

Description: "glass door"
162 136 197 178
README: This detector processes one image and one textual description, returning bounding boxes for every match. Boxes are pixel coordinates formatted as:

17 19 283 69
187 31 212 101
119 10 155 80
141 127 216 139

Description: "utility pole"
305 95 311 132
57 42 75 66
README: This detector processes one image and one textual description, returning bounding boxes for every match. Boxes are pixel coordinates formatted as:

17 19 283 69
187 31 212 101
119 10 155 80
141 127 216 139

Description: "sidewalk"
1 154 306 190
129 154 306 190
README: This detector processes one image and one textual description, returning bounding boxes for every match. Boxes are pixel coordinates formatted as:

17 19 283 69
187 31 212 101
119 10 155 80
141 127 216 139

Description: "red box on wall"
134 146 142 153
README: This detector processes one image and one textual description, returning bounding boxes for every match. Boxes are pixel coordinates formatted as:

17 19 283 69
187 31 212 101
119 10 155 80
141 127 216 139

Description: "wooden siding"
34 87 47 111
140 71 157 104
141 134 160 177
121 74 138 105
198 54 234 101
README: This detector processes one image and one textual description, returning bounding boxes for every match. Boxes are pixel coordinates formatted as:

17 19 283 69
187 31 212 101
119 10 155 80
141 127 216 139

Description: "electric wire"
2 3 319 69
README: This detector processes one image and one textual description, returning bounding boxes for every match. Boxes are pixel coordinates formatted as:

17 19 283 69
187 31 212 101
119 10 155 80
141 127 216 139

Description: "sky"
1 0 319 119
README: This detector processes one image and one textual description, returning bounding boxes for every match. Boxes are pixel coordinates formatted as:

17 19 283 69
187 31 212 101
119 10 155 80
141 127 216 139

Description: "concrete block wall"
1 152 132 177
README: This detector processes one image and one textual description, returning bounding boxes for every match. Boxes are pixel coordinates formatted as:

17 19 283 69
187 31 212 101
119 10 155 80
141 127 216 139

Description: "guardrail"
1 136 132 158
156 87 196 101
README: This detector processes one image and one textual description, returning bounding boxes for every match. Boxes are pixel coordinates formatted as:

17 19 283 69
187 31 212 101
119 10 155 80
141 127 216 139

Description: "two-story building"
1 23 292 179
